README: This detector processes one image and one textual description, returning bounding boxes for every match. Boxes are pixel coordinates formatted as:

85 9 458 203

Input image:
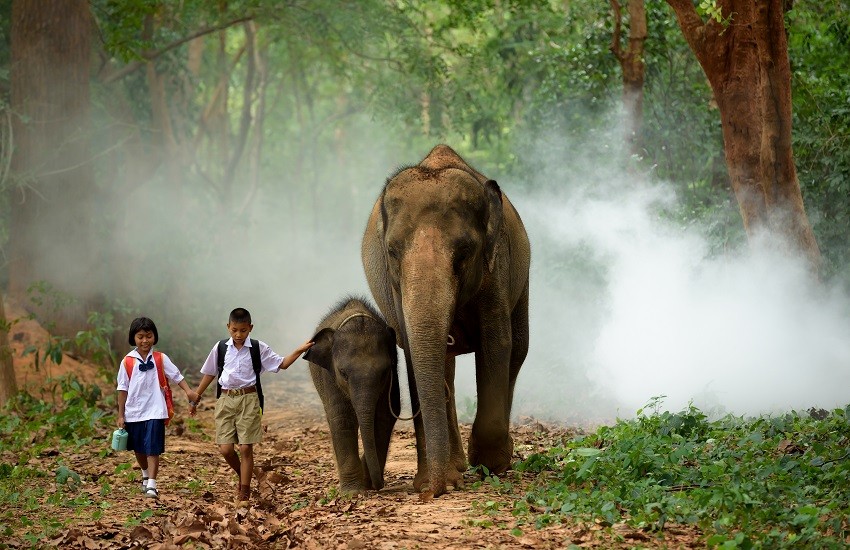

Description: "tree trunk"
611 0 647 158
0 295 16 406
666 0 821 271
9 0 97 329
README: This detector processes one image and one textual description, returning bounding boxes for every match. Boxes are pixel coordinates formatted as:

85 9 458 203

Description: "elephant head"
362 145 530 497
305 299 399 493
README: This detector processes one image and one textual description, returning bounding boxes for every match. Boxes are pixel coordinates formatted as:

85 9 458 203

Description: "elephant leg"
373 372 400 474
312 367 366 494
330 407 366 493
410 353 464 492
468 334 513 476
444 356 467 476
508 285 530 405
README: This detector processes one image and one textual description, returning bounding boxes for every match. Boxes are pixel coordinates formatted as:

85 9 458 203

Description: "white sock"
141 469 149 479
147 478 157 489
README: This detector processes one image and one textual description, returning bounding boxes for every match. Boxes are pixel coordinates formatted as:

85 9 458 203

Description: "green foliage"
0 376 114 544
2 0 849 361
0 376 110 451
54 464 81 486
74 310 122 372
788 2 850 284
90 0 158 62
696 0 731 26
516 399 850 547
17 281 128 376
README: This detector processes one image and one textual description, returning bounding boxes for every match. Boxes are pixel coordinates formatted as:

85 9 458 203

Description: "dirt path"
1 299 702 549
0 366 705 549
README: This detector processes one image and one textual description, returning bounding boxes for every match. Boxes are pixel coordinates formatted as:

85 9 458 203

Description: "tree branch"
610 0 625 62
665 0 708 59
99 15 254 84
225 22 257 188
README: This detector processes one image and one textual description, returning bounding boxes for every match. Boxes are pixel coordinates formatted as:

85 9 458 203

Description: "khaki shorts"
214 392 262 445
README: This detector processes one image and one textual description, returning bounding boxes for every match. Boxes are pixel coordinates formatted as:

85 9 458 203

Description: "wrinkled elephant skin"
305 298 400 494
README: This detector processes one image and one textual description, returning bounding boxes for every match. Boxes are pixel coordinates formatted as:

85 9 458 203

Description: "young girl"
116 317 199 499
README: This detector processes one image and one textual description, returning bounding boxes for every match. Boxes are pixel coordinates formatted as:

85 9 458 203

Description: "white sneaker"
144 487 159 499
141 478 149 493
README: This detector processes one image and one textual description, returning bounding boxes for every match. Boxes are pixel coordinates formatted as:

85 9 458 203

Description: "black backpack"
215 339 265 411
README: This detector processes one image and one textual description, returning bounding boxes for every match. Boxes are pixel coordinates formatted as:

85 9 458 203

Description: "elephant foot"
339 481 367 496
468 433 514 476
413 469 426 493
365 477 385 491
413 465 464 497
451 452 468 474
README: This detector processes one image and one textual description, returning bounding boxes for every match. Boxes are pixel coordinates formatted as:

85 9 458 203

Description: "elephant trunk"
354 395 384 490
400 257 456 495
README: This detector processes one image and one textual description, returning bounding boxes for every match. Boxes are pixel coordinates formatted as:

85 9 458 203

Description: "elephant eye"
386 242 402 262
454 240 476 264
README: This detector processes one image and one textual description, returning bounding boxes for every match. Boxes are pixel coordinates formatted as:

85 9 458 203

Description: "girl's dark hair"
229 307 252 324
128 317 159 346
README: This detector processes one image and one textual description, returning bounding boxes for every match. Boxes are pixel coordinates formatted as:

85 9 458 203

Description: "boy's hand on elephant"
296 340 315 355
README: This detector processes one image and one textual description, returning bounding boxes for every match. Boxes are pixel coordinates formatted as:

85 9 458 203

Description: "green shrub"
516 399 850 547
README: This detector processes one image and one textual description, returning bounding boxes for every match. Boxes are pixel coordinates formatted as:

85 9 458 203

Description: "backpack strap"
249 339 264 412
216 339 228 400
152 351 174 425
123 356 134 379
152 351 166 387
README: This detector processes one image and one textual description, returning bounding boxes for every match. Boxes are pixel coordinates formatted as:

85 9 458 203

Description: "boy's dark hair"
128 317 159 346
229 307 252 324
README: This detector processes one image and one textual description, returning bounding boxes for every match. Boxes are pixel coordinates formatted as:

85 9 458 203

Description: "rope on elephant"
337 312 374 328
388 373 451 421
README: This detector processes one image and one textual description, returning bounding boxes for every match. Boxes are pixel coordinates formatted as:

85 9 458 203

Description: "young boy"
189 307 313 506
117 317 199 500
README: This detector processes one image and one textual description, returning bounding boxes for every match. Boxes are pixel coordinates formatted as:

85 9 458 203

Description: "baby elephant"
304 297 400 494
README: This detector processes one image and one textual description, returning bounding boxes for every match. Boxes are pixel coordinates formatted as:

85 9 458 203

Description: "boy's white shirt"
116 348 185 422
199 338 285 390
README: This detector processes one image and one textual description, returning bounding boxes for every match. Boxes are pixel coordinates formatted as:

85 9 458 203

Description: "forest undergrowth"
0 374 848 549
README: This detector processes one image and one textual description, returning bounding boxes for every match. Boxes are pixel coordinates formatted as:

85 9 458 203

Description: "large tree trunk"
9 1 97 330
611 0 647 158
666 0 821 271
0 296 16 406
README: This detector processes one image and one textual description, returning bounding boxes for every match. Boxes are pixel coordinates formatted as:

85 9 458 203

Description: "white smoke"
486 140 850 422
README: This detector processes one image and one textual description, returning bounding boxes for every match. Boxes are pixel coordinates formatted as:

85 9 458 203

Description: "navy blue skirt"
124 419 166 456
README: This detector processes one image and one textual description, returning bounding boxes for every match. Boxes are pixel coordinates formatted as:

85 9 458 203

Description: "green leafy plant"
514 399 850 547
75 310 120 372
22 335 68 372
697 0 728 25
124 509 154 528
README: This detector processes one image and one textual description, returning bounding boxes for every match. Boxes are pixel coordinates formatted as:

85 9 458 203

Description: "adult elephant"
361 144 530 497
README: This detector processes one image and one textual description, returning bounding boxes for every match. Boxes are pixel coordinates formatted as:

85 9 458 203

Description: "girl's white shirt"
199 338 285 390
116 348 185 422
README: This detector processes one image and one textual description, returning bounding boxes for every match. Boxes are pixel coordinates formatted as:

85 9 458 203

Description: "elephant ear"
384 325 399 364
303 327 335 371
484 179 504 272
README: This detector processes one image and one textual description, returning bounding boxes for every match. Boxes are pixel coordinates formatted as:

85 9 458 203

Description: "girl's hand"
117 415 125 429
188 403 198 417
186 390 200 404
